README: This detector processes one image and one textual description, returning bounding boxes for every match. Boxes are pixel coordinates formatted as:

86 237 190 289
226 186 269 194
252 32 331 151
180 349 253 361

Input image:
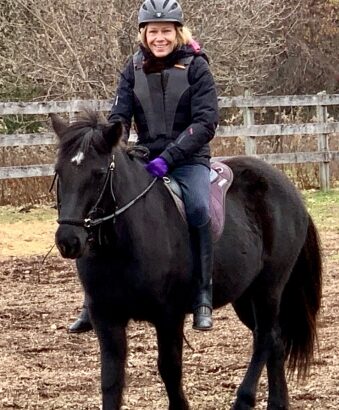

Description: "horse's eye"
92 168 107 178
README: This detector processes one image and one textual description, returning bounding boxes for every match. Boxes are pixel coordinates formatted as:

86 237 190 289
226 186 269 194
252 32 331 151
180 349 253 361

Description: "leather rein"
52 155 157 229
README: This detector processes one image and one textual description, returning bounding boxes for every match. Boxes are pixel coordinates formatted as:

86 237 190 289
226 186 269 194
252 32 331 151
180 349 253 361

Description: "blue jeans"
170 164 210 227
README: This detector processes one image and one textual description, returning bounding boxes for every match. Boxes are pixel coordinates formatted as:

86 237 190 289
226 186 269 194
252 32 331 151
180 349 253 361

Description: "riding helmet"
138 0 184 28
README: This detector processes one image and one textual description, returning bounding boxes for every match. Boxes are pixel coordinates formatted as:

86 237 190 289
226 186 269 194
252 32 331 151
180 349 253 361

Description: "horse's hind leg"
155 314 190 410
232 291 289 410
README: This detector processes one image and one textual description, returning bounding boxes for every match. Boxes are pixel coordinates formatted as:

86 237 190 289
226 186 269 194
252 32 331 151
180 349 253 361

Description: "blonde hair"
138 24 193 49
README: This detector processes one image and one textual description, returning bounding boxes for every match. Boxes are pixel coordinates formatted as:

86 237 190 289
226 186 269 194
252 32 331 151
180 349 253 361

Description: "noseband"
53 155 157 229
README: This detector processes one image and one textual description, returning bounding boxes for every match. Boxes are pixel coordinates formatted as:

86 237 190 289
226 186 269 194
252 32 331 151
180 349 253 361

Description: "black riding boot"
191 221 213 331
68 294 93 333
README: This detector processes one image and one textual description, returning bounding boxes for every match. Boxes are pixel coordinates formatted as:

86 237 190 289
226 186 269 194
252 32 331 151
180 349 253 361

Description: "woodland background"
1 0 339 99
0 0 339 204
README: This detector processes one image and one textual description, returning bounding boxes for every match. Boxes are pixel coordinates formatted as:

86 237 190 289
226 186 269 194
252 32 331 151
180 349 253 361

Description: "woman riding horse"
69 0 219 333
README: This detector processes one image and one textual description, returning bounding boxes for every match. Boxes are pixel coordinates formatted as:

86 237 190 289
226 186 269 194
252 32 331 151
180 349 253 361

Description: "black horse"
51 111 322 410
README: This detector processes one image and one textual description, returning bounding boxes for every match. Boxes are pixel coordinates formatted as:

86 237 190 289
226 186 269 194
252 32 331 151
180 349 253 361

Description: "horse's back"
224 156 301 197
212 156 309 306
224 155 307 224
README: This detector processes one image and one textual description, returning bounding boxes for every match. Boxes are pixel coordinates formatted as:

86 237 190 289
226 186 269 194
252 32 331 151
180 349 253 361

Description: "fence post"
316 92 330 191
69 111 77 124
69 100 77 123
242 89 257 155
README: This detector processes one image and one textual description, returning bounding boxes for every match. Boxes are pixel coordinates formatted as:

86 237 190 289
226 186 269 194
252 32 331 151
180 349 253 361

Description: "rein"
56 155 157 229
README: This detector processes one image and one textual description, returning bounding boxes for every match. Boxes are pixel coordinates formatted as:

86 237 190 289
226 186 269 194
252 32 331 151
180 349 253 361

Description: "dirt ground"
0 211 338 409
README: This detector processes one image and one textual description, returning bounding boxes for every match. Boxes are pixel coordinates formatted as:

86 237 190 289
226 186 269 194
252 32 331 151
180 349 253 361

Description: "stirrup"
193 306 213 331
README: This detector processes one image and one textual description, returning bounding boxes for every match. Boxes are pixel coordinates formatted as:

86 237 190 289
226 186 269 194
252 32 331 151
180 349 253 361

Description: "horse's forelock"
58 111 109 160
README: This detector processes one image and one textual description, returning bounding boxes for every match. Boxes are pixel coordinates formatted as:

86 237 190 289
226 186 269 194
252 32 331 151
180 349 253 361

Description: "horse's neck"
111 150 187 253
113 149 155 204
113 148 178 221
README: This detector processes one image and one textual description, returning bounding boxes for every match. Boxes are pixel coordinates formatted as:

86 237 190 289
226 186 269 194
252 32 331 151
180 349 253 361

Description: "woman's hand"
145 157 168 177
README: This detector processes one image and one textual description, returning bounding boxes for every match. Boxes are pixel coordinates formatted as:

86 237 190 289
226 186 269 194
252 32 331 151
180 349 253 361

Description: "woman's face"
146 22 177 57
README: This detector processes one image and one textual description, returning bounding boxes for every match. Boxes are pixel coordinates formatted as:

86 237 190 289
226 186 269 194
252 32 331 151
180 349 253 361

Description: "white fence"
1 93 339 190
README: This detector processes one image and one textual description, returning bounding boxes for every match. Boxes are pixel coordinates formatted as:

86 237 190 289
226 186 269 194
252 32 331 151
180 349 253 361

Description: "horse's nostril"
56 242 69 258
56 235 84 259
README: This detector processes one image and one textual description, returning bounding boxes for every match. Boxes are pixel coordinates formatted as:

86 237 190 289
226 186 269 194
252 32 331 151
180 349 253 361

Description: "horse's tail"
280 214 322 379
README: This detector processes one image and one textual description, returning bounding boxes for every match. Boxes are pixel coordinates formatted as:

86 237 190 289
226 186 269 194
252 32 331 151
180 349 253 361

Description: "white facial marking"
71 151 85 165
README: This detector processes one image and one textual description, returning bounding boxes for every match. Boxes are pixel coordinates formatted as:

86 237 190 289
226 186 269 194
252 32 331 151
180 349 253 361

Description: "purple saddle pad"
209 161 233 241
164 161 233 242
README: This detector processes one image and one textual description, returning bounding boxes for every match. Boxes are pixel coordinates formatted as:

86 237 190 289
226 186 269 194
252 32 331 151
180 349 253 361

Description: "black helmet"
138 0 184 28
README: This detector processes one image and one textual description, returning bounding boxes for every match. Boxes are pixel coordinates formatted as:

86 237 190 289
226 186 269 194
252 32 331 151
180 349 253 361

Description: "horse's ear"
103 120 123 149
49 113 69 138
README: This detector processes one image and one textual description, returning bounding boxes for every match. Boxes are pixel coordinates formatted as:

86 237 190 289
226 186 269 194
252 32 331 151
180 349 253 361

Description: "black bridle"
51 155 157 229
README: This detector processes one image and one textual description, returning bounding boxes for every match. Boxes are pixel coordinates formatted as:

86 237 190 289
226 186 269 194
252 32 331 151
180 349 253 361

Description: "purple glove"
145 157 168 178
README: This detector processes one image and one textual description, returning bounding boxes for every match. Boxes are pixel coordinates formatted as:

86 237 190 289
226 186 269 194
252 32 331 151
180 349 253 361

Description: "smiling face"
146 22 177 58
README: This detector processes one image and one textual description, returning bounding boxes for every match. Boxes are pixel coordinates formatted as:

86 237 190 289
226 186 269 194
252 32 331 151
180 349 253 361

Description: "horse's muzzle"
55 225 88 259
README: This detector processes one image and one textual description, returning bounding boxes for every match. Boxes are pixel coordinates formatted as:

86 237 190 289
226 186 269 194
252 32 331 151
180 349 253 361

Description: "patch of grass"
330 253 339 262
0 189 338 230
302 188 339 232
0 204 56 224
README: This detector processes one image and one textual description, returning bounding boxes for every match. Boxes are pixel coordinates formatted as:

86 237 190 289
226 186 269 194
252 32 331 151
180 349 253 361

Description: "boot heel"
193 306 213 331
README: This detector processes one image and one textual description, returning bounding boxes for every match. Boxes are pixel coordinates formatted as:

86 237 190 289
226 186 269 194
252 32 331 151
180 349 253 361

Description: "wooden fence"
1 93 339 190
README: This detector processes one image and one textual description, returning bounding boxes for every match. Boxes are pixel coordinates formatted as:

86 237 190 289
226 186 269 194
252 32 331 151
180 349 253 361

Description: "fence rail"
1 93 339 190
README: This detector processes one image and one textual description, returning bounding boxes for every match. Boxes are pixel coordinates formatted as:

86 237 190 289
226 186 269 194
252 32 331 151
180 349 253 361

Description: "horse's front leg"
93 318 127 410
155 314 190 410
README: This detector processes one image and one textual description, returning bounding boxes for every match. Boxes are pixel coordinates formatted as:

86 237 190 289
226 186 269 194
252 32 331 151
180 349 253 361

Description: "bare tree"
181 0 303 94
0 0 338 100
1 0 128 99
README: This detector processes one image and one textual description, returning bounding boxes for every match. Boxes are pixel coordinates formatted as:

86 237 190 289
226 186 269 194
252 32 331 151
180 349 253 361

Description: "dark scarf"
140 44 205 74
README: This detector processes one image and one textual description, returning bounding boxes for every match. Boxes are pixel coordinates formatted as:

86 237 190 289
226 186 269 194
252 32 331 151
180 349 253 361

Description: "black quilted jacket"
108 44 219 169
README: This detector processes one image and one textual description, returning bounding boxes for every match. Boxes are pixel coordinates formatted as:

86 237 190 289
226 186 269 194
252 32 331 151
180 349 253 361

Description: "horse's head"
51 111 122 259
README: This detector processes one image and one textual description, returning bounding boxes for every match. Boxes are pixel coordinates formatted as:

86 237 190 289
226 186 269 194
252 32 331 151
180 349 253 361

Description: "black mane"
58 110 110 159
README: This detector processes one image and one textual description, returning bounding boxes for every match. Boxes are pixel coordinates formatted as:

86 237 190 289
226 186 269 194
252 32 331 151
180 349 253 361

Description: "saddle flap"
209 161 233 241
163 161 233 242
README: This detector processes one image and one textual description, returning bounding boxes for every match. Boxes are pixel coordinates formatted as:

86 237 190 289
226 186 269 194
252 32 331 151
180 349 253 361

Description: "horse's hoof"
68 318 93 333
231 400 254 410
68 307 93 333
232 405 254 410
